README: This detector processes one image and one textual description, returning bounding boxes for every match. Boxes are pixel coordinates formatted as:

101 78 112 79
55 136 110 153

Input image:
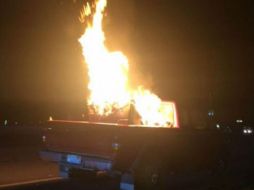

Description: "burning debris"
79 0 178 128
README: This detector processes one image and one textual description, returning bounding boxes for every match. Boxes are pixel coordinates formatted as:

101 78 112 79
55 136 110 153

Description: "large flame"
79 0 130 115
79 0 178 127
133 87 177 127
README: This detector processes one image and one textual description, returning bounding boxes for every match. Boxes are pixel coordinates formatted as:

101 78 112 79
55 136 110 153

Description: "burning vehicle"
41 0 254 189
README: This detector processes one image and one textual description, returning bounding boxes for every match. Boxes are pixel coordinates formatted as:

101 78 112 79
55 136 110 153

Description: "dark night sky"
0 0 253 124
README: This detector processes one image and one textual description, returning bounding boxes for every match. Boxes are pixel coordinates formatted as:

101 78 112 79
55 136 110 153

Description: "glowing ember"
79 0 178 127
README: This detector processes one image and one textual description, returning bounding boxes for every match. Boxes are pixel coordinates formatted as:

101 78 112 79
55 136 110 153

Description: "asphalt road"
1 177 120 190
0 160 58 186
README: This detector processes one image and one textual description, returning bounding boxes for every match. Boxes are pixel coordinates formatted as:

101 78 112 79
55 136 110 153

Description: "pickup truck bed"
42 120 254 189
43 120 227 173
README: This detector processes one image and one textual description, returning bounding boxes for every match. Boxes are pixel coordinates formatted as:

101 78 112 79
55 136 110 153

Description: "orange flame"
79 0 178 127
